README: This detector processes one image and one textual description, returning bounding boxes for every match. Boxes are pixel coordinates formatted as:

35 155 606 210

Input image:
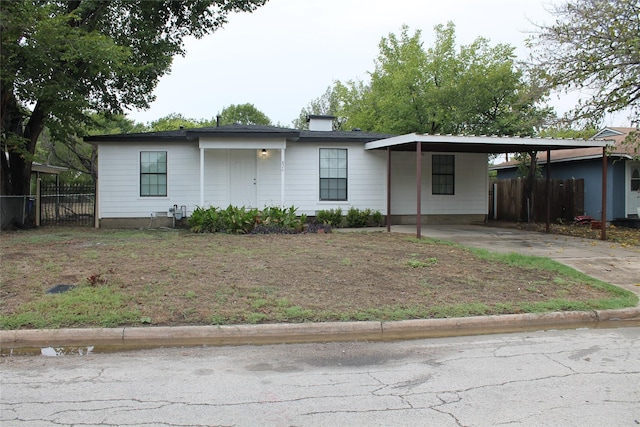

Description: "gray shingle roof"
85 124 392 144
298 129 393 143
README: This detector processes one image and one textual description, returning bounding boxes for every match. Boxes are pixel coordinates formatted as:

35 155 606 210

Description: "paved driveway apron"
392 225 640 292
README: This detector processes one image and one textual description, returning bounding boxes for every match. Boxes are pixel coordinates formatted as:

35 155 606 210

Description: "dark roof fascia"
186 130 300 139
84 132 193 144
298 130 394 143
185 124 300 139
85 125 392 144
85 124 302 144
306 114 336 120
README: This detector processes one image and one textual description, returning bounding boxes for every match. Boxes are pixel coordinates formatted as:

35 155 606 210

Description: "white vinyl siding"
96 139 486 220
390 152 488 215
283 145 386 216
98 143 200 218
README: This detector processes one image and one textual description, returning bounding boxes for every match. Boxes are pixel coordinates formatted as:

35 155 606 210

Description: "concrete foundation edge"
2 307 639 350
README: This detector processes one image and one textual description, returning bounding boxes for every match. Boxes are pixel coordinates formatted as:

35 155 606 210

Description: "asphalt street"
2 326 639 426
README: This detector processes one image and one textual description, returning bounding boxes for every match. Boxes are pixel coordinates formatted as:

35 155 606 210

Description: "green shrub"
371 210 384 226
258 206 306 232
346 207 371 228
223 205 259 234
189 206 219 233
189 205 306 234
316 208 343 227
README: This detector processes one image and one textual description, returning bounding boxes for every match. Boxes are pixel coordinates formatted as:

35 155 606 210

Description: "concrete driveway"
389 224 640 293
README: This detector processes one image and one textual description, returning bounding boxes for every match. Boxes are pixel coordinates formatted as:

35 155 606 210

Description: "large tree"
0 0 267 195
292 83 349 130
317 23 552 136
40 113 146 184
217 103 271 126
147 113 203 132
529 0 640 125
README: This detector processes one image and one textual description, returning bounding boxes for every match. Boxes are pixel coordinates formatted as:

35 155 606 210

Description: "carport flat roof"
368 133 610 241
364 133 609 153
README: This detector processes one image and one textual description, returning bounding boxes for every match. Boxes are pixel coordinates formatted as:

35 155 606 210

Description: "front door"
628 161 640 217
229 150 257 208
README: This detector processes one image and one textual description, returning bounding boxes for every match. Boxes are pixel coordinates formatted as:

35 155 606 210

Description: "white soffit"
364 133 609 152
199 137 287 150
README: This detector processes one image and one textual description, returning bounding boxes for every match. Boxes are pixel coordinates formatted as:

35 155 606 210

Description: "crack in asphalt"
4 368 637 425
3 328 638 426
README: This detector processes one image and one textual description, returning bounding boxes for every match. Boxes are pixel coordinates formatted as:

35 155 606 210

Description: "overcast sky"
127 0 596 128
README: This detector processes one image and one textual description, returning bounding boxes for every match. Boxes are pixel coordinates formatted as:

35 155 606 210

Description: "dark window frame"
632 168 640 191
432 154 455 195
319 148 348 201
140 151 167 197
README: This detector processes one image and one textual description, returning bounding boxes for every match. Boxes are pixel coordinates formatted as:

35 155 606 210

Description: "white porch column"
280 148 286 207
199 148 205 207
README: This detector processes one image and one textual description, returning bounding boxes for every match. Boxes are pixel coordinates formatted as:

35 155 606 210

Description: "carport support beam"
386 147 391 232
416 141 422 239
601 147 607 240
546 150 551 233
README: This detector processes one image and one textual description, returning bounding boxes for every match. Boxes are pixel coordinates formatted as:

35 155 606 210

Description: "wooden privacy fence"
40 183 95 226
490 178 584 223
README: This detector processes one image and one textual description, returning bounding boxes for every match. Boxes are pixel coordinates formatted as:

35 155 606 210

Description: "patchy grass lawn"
520 222 640 247
0 227 636 329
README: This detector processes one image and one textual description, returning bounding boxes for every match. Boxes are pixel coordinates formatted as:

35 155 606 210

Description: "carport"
364 134 610 239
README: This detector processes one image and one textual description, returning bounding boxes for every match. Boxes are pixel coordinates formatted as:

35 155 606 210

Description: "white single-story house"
85 115 609 234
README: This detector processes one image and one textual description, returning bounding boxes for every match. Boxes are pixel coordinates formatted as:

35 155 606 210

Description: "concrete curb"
2 307 639 352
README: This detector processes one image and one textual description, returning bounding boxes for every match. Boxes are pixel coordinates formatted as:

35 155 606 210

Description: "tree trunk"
0 94 47 195
524 151 537 222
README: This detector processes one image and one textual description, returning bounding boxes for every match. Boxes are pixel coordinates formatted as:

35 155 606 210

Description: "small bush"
190 205 306 234
189 206 224 233
257 205 306 232
371 210 384 226
223 205 259 234
346 207 371 228
316 208 343 227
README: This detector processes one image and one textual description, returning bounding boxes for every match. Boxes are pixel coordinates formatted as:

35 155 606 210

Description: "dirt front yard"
0 228 636 329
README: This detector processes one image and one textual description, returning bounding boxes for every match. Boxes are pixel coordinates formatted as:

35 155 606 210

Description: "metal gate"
40 183 95 226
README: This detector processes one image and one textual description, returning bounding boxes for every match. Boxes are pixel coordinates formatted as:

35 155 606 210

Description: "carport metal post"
601 147 607 240
416 141 422 239
546 150 551 233
386 147 391 232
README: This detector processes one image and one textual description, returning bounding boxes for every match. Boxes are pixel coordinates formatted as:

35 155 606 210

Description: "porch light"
261 149 267 157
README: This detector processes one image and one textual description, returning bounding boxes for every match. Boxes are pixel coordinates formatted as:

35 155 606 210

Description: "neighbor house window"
632 168 640 191
432 154 454 195
140 151 167 197
319 148 347 201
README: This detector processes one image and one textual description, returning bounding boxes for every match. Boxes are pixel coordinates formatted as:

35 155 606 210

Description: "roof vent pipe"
216 115 221 127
